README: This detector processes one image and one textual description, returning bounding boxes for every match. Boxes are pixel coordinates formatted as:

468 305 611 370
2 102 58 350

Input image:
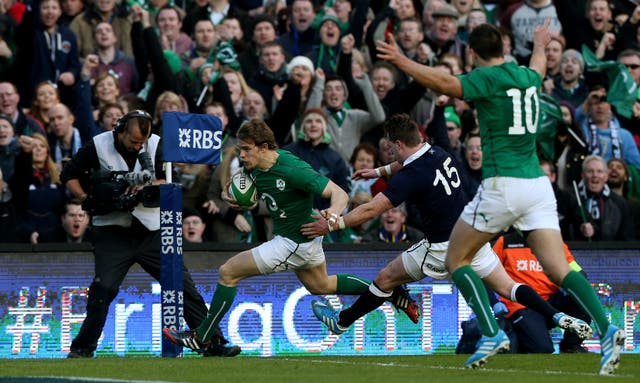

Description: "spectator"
607 158 630 197
96 102 123 132
607 157 640 238
367 0 422 60
183 208 208 243
151 90 187 135
545 35 565 79
0 82 44 136
362 202 423 243
69 0 132 58
238 15 277 76
555 0 624 61
279 0 316 57
461 133 482 198
14 0 81 108
284 107 351 211
27 81 60 130
615 49 640 146
493 230 591 354
92 71 120 118
308 74 385 162
451 0 480 31
156 5 194 57
0 113 19 187
555 100 588 191
248 41 288 114
92 22 138 96
550 49 589 108
568 154 635 240
349 142 387 198
421 0 446 32
47 102 82 168
444 106 464 165
182 19 218 79
287 56 322 116
9 133 66 243
422 3 467 67
308 14 343 75
59 0 84 27
506 0 561 65
578 86 640 167
540 159 573 238
56 198 91 243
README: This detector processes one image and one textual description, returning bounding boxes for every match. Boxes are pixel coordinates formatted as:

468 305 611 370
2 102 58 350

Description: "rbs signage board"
162 112 223 165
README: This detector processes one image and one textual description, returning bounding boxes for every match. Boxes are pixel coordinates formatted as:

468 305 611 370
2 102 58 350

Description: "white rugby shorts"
402 239 498 280
460 176 560 234
252 235 325 275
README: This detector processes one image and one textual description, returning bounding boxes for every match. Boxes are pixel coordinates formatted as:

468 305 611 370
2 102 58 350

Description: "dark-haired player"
302 114 590 349
376 19 624 374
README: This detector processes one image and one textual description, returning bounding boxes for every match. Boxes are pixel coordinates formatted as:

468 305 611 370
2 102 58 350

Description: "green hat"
163 50 182 75
444 106 460 128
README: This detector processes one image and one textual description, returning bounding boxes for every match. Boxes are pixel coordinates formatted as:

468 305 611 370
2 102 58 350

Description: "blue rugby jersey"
382 143 468 243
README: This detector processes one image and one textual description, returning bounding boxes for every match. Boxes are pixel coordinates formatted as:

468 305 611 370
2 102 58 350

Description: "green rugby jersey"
459 62 545 179
249 149 330 244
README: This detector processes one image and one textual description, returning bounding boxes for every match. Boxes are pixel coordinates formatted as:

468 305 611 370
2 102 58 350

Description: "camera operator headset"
61 110 238 358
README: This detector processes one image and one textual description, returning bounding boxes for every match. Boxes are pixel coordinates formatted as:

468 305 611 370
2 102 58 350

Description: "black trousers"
509 290 591 353
70 219 224 352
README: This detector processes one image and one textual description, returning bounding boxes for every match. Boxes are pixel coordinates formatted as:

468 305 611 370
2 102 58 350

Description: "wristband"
337 216 345 230
384 164 392 176
375 167 382 177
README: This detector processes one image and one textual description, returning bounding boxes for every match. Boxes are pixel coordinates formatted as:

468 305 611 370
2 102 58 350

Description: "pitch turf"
1 354 639 383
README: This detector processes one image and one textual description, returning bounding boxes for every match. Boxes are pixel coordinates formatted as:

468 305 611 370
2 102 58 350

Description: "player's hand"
532 17 551 49
221 182 241 209
300 211 330 238
352 168 377 180
376 35 406 67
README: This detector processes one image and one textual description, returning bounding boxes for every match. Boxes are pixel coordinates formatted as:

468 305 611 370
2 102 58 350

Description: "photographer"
61 110 239 358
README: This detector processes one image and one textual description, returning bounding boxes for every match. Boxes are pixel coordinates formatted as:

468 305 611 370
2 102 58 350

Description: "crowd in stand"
0 0 639 244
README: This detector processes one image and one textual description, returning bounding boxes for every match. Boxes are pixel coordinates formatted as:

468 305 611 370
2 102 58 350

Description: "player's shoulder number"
506 86 539 135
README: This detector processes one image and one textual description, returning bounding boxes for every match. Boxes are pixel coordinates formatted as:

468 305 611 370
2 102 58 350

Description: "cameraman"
61 110 240 358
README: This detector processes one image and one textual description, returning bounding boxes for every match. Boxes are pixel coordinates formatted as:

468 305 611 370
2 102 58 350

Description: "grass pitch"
1 354 639 383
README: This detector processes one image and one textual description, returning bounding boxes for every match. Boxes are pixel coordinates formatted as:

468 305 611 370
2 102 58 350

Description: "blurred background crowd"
0 0 638 245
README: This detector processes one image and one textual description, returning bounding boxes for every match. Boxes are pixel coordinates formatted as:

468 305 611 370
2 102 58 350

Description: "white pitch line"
279 358 636 379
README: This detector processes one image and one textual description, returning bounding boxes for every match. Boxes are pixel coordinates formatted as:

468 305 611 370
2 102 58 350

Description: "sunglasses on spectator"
624 63 640 70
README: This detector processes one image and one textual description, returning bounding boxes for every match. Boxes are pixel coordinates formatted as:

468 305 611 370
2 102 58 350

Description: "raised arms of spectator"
74 54 102 142
347 0 369 48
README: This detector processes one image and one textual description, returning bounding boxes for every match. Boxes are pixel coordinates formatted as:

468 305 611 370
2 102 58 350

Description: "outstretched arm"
376 36 463 98
301 191 393 238
529 18 551 78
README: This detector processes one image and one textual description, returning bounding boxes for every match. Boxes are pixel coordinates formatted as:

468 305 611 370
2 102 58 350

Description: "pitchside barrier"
0 242 638 358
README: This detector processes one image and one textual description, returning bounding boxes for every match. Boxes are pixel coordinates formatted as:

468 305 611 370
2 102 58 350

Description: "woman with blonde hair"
10 133 66 243
152 90 188 135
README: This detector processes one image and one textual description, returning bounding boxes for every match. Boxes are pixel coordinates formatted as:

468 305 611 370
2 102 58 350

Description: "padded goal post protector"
160 183 184 357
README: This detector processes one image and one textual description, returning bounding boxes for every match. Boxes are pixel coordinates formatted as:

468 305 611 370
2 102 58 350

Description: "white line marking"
278 358 636 379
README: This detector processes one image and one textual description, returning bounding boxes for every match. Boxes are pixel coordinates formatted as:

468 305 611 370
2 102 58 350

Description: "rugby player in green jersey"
163 119 415 352
377 19 624 375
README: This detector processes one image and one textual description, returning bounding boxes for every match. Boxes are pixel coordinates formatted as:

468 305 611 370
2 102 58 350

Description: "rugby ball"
228 170 257 207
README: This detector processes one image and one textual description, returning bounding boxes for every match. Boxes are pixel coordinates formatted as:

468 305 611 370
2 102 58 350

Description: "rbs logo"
178 128 223 149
